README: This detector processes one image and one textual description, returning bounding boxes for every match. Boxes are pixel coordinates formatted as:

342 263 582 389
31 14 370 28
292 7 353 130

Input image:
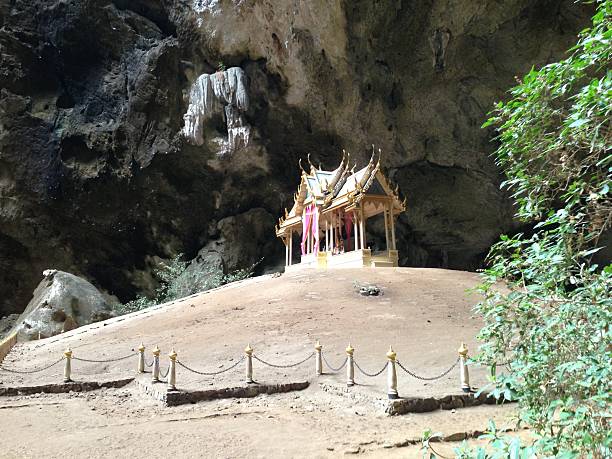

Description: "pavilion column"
353 211 359 252
391 209 397 250
324 220 328 252
330 214 335 252
384 204 390 252
289 230 293 265
360 202 366 250
308 226 312 254
285 236 289 266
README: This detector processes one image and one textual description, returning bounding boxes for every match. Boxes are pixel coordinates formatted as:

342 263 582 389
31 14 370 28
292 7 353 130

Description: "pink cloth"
300 204 312 255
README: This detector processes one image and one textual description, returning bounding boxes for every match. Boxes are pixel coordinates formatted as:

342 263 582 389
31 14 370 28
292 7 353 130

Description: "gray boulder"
11 270 115 341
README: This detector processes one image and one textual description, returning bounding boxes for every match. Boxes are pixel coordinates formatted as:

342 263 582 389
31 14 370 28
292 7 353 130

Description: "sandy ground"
0 268 519 457
0 385 521 458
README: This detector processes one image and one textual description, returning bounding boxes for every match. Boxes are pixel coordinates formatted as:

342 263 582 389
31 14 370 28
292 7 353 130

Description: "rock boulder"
11 270 115 341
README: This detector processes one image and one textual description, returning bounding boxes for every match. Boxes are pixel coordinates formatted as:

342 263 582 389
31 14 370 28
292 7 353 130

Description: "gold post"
63 348 72 383
138 343 145 373
315 340 323 376
346 343 355 387
386 346 398 399
458 343 470 392
152 345 161 383
168 349 177 390
245 344 254 383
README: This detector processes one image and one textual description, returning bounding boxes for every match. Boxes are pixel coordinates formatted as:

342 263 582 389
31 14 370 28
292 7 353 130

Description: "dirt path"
0 384 520 458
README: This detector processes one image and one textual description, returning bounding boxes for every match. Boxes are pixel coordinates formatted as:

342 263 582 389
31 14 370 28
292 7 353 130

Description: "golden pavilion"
275 150 406 270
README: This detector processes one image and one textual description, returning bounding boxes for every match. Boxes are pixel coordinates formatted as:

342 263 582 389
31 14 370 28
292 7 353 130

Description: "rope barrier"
73 353 137 363
159 366 170 378
396 357 459 381
354 360 388 377
253 352 314 369
0 341 470 396
177 356 245 376
322 353 348 373
0 357 65 374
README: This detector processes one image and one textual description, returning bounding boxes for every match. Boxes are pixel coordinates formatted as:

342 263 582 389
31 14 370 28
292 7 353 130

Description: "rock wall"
0 0 594 315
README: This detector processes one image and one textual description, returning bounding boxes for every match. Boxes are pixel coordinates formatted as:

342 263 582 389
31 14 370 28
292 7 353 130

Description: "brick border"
0 378 134 396
319 381 510 415
136 377 309 406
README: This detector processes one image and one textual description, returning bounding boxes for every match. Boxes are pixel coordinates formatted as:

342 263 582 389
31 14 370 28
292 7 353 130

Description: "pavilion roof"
276 149 406 235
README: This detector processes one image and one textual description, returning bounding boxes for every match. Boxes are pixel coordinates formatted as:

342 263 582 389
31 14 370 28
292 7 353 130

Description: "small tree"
117 254 261 314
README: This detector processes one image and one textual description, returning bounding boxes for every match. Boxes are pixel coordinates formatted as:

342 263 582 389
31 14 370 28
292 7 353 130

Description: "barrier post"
138 343 145 374
315 340 323 376
152 345 161 382
63 348 72 383
386 346 398 399
168 349 177 390
458 343 470 392
346 343 355 387
245 344 254 384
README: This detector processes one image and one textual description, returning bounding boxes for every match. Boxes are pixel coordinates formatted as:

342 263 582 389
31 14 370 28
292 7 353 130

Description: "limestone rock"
0 0 595 316
11 270 115 341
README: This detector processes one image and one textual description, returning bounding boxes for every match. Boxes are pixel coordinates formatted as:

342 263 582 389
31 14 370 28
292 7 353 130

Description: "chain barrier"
73 353 137 363
177 356 245 376
145 359 154 368
159 366 170 378
321 352 348 373
354 360 388 377
396 357 460 381
253 352 314 369
0 356 65 374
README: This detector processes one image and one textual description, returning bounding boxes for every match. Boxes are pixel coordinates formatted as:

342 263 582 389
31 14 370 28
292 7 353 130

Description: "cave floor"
0 268 523 457
0 385 525 458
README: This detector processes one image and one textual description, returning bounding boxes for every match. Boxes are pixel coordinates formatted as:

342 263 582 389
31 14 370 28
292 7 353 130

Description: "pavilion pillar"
384 204 390 252
289 230 293 265
308 226 312 254
285 235 289 266
330 213 335 252
391 209 396 250
360 202 366 250
353 211 359 252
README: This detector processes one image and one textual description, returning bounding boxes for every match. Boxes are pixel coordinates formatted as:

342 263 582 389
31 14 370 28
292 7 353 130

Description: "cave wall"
0 0 594 315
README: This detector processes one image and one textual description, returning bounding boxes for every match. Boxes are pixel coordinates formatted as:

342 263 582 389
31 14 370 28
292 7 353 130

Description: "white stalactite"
182 66 251 155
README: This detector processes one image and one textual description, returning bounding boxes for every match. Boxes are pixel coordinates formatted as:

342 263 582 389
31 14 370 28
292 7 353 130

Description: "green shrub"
115 254 261 314
466 2 611 457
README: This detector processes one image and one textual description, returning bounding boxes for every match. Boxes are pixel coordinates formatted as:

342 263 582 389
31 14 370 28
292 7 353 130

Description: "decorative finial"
386 346 396 361
245 344 254 356
346 343 354 355
458 342 468 357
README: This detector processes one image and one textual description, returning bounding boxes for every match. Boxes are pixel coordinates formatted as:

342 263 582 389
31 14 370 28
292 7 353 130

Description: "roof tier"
276 150 406 236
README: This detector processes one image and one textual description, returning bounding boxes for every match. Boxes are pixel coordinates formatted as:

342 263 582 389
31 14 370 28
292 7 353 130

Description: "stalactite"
182 66 251 155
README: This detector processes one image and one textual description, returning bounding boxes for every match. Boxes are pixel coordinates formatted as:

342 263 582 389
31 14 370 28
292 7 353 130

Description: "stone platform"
319 381 506 416
136 375 309 406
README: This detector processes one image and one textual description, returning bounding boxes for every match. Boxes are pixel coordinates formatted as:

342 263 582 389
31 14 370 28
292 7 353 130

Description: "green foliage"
475 2 611 457
115 254 261 314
